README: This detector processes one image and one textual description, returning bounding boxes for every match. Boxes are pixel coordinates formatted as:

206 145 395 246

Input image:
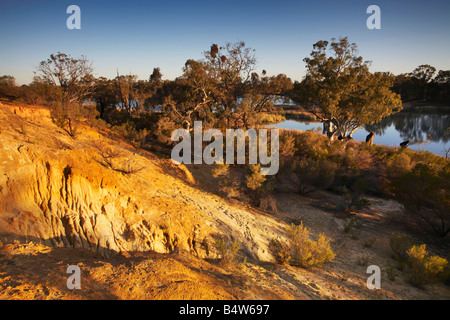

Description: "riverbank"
279 102 450 121
401 102 450 114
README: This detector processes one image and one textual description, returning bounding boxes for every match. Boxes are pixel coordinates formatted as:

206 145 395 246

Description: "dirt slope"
0 102 449 300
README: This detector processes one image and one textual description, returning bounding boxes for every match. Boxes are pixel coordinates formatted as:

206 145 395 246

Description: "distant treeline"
392 65 450 105
0 40 448 143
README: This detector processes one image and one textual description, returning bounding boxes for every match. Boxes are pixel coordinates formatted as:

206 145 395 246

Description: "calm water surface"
271 112 450 157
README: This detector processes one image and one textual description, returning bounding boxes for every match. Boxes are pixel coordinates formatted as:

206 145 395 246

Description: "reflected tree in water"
365 113 450 144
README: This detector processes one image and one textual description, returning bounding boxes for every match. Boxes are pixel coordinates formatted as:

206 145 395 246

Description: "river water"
270 112 450 157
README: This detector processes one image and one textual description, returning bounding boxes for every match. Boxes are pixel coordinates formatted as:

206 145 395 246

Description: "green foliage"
285 222 335 268
268 238 291 265
0 75 19 100
245 164 277 212
287 158 337 195
49 100 81 137
343 217 362 238
214 238 240 268
392 163 450 237
393 65 450 104
245 164 267 191
290 37 402 138
386 263 397 281
356 255 370 266
111 121 149 147
389 233 415 268
405 244 448 287
269 223 335 268
389 234 448 286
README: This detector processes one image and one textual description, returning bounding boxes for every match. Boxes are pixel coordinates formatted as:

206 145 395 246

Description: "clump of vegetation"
335 178 371 214
268 238 291 265
284 158 337 195
391 163 450 237
111 121 149 147
389 233 448 287
343 216 362 239
362 237 376 248
245 164 277 212
389 233 415 268
269 222 335 268
287 222 335 268
214 237 241 268
356 255 370 266
405 244 448 287
386 263 397 281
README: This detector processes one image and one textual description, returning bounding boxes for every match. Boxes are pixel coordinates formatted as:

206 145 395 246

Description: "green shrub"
112 121 149 146
405 244 448 287
268 238 290 265
389 233 415 268
392 163 450 237
214 238 240 268
386 263 397 281
245 164 266 191
343 216 362 238
286 222 335 268
356 255 370 266
335 178 370 214
245 164 276 210
287 158 337 195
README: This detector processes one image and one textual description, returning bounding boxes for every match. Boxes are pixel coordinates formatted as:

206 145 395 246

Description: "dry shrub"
214 238 240 268
405 244 448 287
389 233 448 287
392 163 450 237
259 194 278 214
389 233 415 267
268 238 290 265
268 222 335 268
286 158 337 195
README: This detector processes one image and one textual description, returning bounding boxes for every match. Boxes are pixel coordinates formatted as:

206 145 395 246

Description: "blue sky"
1 0 449 84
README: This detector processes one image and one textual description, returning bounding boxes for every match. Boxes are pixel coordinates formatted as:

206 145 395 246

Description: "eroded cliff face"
0 104 215 258
0 103 285 261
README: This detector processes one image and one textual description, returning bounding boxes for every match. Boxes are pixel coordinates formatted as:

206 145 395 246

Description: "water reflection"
271 112 450 156
365 113 450 144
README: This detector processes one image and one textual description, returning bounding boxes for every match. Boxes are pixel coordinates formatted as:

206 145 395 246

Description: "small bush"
343 217 362 239
112 121 149 147
245 164 276 208
356 255 370 266
268 238 290 265
391 163 450 237
211 164 230 178
363 237 376 248
284 158 337 195
50 101 81 137
259 194 278 214
286 222 335 268
405 244 448 287
215 238 240 268
389 233 415 268
245 164 266 191
386 263 397 281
